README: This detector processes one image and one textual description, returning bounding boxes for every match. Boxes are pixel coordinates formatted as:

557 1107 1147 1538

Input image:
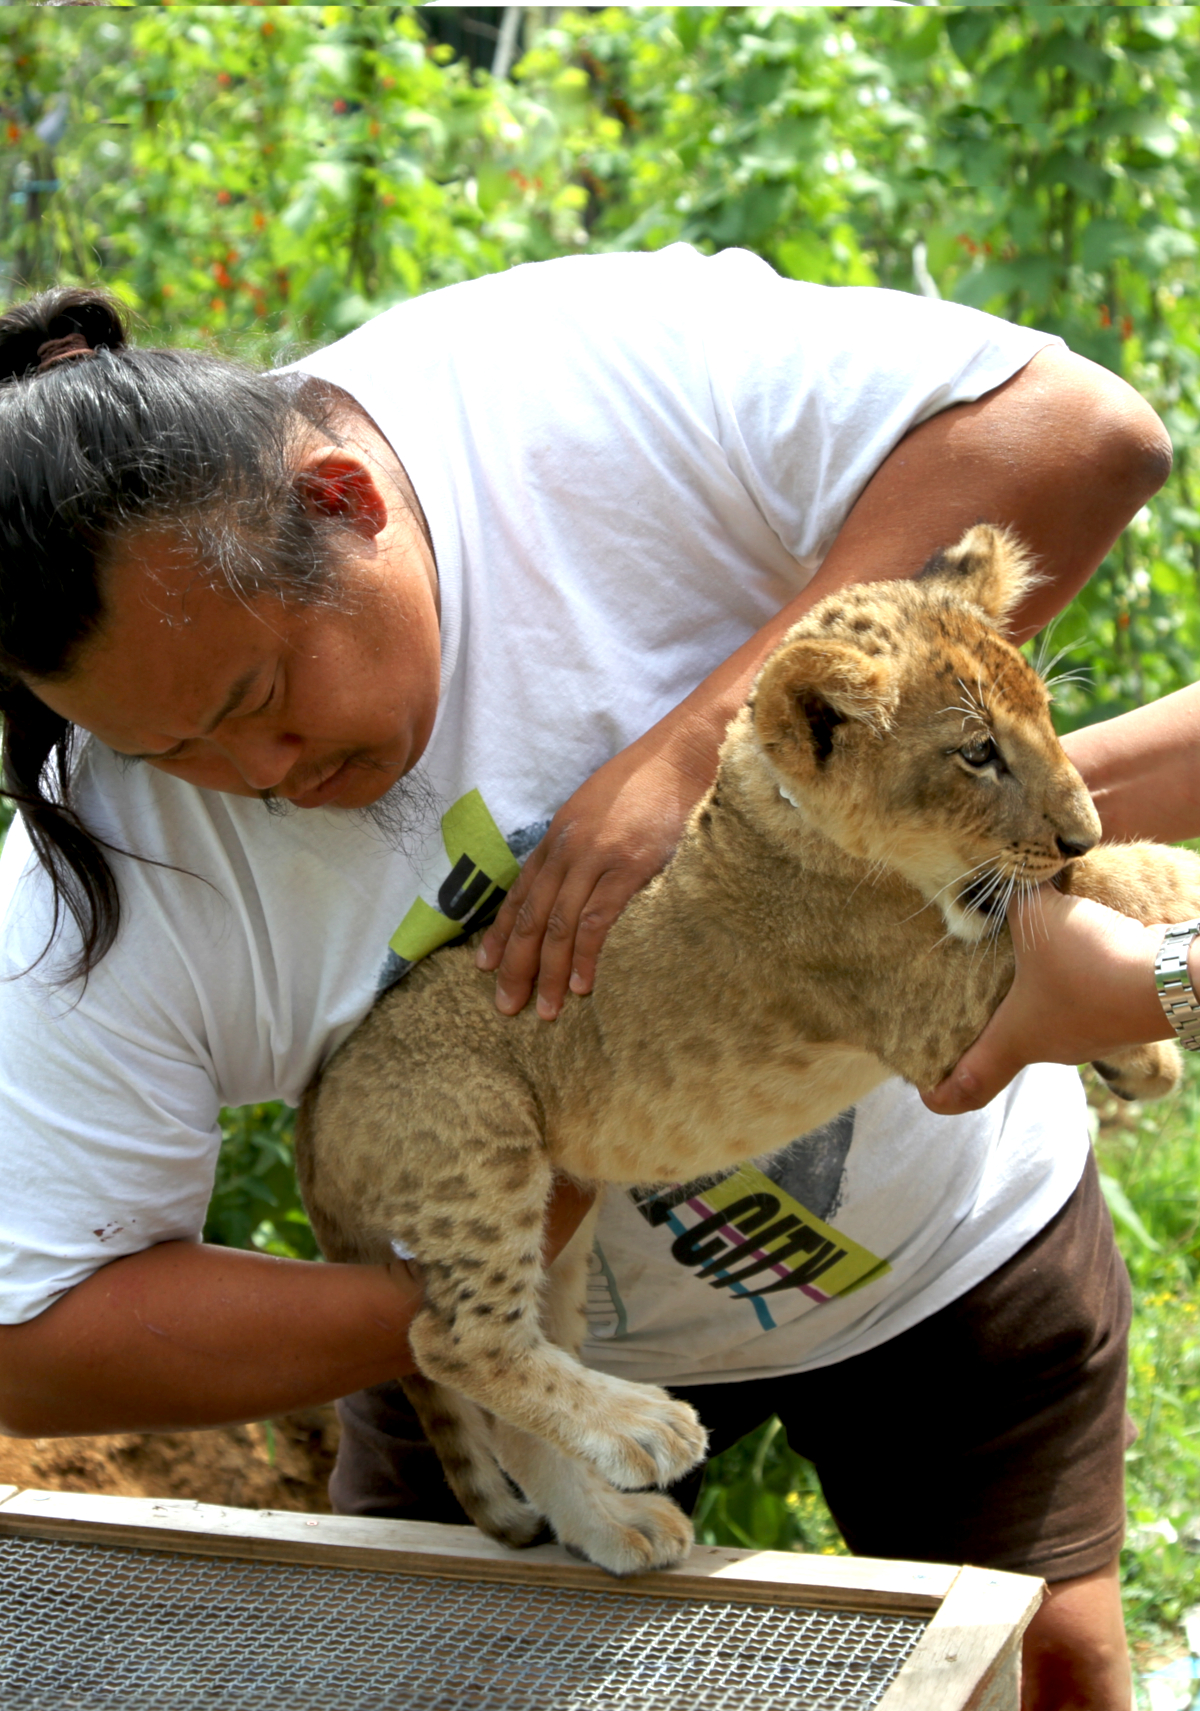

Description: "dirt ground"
0 1405 339 1513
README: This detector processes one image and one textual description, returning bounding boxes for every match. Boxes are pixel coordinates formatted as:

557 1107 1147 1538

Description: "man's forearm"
1064 682 1200 845
0 1240 420 1437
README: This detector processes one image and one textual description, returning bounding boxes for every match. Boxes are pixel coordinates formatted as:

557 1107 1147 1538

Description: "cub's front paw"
576 1385 708 1491
561 1490 695 1577
1092 1041 1181 1104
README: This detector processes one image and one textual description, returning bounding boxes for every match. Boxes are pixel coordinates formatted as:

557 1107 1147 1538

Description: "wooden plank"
0 1489 953 1614
876 1563 1044 1711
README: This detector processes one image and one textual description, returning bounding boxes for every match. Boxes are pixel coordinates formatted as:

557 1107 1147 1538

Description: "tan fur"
296 523 1200 1574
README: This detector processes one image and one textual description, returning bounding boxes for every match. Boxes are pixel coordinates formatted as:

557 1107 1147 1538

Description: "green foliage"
0 5 603 353
694 1414 846 1558
1091 1063 1200 1650
203 1101 317 1261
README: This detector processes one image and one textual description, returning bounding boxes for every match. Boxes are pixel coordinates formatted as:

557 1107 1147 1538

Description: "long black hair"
0 286 352 980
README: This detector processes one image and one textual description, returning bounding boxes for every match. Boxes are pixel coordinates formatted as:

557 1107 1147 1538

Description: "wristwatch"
1154 919 1200 1051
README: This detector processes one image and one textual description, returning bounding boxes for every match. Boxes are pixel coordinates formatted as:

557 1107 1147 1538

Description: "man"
0 247 1171 1708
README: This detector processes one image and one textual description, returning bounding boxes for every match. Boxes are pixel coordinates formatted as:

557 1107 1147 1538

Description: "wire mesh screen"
0 1534 928 1711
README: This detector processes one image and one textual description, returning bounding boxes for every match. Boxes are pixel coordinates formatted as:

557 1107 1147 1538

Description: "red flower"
216 189 232 206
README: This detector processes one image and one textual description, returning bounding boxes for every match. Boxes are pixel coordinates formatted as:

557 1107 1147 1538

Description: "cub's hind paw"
1093 1041 1181 1104
470 1488 548 1550
575 1387 707 1491
557 1490 694 1577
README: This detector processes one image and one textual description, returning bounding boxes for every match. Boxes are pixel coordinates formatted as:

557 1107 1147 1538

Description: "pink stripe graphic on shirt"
685 1194 832 1304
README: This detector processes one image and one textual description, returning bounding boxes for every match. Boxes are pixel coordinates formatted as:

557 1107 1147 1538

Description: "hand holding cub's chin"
922 887 1171 1116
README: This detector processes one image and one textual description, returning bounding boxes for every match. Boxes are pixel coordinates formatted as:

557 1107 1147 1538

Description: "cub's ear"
918 523 1038 631
753 638 894 781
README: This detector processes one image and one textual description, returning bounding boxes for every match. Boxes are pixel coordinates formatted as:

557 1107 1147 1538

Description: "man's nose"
209 726 303 793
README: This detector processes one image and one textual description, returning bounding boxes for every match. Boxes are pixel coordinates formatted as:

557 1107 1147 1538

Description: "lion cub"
297 523 1200 1576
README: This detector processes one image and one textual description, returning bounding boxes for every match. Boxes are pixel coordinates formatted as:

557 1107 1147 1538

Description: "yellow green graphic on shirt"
633 1161 890 1333
389 789 521 966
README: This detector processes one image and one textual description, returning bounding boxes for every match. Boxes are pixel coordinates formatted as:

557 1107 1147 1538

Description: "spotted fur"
297 523 1200 1576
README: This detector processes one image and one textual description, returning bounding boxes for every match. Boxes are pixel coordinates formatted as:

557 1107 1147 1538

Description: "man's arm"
477 345 1173 1018
0 1178 594 1437
1062 682 1200 844
0 1242 421 1437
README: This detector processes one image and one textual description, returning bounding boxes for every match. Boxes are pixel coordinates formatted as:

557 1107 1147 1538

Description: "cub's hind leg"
1091 1043 1181 1104
490 1419 695 1575
399 1374 545 1548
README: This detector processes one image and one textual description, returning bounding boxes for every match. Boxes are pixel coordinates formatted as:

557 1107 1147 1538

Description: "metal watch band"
1155 919 1200 1052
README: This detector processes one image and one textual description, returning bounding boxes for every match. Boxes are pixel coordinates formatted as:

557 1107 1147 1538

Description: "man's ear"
917 522 1039 632
753 637 894 781
294 447 389 539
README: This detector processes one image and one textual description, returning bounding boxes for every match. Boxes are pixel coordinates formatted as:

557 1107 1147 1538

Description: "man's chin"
262 755 410 814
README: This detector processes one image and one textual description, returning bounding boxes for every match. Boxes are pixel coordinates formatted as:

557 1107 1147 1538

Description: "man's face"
28 523 442 811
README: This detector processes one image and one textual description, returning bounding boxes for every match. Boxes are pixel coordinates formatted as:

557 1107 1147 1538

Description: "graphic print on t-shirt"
626 1110 890 1334
377 789 522 989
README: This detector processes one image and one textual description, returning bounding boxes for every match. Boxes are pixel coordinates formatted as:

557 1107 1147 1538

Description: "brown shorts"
330 1150 1131 1583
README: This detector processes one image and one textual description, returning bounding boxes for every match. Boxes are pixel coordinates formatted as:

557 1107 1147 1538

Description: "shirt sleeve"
687 246 1064 571
0 817 223 1324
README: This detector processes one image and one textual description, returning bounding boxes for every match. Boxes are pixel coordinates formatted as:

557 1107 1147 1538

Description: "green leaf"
946 11 997 70
1034 150 1111 203
775 229 832 284
1043 37 1112 84
1100 1172 1163 1254
1143 226 1198 269
309 159 354 200
307 43 354 84
1081 218 1143 271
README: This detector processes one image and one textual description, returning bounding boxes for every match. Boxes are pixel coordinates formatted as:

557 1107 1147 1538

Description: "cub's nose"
1056 834 1096 860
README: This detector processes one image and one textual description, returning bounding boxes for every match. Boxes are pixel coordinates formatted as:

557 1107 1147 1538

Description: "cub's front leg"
406 1212 699 1574
409 1183 706 1493
297 1056 705 1508
1058 841 1200 1100
484 1215 698 1575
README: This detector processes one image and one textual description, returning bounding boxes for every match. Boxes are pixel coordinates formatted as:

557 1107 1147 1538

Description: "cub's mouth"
960 874 1009 921
959 853 1076 921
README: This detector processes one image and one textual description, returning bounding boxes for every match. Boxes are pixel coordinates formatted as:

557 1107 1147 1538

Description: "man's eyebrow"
115 667 263 761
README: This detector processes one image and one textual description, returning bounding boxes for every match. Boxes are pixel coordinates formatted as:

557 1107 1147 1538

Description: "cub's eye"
959 736 999 769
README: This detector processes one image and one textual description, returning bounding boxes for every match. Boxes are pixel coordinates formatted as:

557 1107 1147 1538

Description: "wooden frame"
0 1485 1041 1710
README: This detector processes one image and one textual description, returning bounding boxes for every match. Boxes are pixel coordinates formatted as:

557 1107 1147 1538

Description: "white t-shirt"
0 245 1089 1386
